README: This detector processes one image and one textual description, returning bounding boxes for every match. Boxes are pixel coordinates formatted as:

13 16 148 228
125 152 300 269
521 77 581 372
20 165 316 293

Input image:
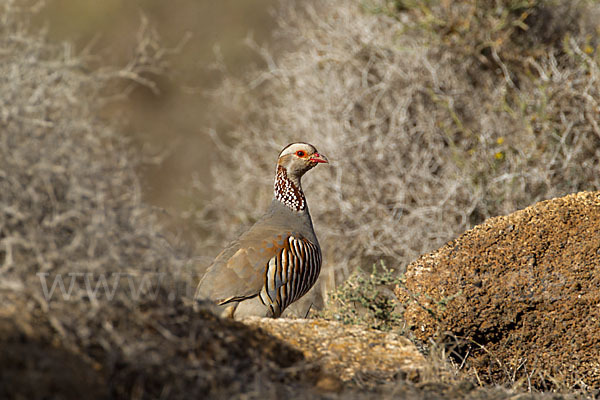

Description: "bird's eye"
296 151 305 157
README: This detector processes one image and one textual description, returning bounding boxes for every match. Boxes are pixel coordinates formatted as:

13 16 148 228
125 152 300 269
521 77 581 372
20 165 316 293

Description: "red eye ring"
296 150 305 157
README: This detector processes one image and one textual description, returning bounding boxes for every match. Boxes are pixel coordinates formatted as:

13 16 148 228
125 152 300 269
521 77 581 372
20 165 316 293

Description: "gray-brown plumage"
195 142 329 319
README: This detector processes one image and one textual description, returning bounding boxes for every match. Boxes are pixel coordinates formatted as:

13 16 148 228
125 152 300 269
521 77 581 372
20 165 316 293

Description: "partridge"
195 142 329 319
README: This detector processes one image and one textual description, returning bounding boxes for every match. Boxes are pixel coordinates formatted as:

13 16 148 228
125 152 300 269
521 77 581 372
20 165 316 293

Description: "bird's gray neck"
274 165 306 212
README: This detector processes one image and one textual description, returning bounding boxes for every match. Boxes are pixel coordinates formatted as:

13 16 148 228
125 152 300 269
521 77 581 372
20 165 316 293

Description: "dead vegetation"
0 2 319 399
193 0 600 309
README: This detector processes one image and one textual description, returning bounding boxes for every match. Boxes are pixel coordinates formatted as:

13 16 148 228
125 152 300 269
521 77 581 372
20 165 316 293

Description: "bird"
195 142 328 319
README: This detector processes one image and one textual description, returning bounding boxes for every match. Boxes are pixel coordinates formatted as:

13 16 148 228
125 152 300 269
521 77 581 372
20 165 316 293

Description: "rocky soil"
0 299 573 400
245 317 425 388
0 294 320 399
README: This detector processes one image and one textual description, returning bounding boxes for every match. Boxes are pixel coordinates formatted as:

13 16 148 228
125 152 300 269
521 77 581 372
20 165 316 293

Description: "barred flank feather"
259 236 321 317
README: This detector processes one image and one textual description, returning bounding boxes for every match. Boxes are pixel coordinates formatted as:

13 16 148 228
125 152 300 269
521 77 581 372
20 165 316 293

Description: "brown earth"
2 290 570 399
396 191 600 390
0 292 320 400
0 297 525 400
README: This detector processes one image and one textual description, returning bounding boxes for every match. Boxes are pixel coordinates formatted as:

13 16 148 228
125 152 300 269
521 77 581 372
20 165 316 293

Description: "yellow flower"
495 151 505 160
496 137 505 145
584 45 594 54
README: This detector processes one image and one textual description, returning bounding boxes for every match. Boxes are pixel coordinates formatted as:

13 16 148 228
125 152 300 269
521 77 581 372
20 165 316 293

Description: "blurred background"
35 0 279 209
23 0 600 308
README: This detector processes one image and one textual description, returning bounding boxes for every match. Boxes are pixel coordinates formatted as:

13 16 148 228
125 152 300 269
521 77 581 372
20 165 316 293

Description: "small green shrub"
318 262 404 332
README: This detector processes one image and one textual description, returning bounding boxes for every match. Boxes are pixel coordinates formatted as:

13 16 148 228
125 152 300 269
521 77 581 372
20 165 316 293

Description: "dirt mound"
397 191 600 389
0 293 322 399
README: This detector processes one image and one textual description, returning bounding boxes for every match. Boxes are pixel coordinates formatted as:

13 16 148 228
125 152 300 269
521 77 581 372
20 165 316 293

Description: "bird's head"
274 142 328 211
277 142 328 179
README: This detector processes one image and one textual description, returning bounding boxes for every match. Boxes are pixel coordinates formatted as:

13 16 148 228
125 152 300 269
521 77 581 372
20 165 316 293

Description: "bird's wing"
195 225 297 303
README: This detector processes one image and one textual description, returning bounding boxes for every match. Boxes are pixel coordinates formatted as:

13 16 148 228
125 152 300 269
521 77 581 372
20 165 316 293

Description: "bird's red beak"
310 153 329 164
